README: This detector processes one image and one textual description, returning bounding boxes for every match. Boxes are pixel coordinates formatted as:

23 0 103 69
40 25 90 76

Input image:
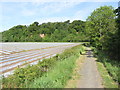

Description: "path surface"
77 48 103 88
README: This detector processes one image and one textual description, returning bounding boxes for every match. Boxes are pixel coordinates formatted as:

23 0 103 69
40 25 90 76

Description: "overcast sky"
0 0 119 32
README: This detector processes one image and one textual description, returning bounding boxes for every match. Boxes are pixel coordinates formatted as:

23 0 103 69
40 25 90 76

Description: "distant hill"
1 20 89 42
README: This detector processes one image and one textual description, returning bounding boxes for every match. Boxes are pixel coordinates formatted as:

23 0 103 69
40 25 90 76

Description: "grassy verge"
92 48 119 88
65 55 85 88
2 45 85 88
97 62 118 88
27 55 77 88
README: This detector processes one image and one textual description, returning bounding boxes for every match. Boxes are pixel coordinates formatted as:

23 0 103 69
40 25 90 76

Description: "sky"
0 0 119 32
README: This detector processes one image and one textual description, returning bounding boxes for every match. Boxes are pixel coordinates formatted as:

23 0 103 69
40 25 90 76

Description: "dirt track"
77 48 103 88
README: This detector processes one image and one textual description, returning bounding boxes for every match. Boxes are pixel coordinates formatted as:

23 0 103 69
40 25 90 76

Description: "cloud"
39 2 79 14
21 9 36 16
35 2 110 23
18 2 80 17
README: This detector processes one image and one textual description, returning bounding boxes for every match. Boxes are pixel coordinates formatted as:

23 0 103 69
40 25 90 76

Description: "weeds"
94 49 119 88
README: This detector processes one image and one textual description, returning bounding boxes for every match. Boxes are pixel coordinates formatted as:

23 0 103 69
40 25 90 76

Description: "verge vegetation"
95 49 119 88
1 45 85 88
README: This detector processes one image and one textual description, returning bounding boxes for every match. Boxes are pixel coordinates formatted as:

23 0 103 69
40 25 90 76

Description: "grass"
27 56 78 88
97 61 118 88
92 48 119 88
65 55 85 88
2 44 85 88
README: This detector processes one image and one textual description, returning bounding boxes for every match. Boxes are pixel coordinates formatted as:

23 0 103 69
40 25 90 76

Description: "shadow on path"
82 50 94 58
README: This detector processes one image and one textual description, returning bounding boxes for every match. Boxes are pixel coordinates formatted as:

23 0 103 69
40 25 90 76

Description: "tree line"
1 20 88 42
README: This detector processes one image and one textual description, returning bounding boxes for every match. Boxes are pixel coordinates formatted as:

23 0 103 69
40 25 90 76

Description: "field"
0 42 81 77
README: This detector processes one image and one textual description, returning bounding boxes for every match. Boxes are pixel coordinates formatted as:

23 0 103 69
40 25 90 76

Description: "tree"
70 20 85 32
86 6 116 50
1 20 87 42
31 22 39 26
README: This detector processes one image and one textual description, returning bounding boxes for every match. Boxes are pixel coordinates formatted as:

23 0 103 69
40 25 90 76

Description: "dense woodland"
1 20 88 42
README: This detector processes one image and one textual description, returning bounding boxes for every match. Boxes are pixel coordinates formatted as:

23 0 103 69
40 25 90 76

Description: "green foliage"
86 6 116 50
28 56 77 88
97 62 118 88
86 6 119 61
96 50 119 87
2 20 88 42
97 51 119 83
2 45 85 88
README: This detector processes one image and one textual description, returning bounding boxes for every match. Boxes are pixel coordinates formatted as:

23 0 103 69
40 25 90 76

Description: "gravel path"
77 48 103 88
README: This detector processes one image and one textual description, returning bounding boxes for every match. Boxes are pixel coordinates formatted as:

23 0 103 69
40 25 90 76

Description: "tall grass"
97 62 118 88
97 51 119 84
92 48 119 88
27 56 77 88
2 45 85 88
